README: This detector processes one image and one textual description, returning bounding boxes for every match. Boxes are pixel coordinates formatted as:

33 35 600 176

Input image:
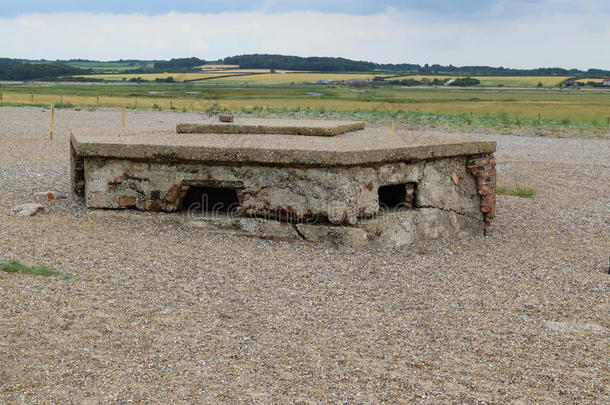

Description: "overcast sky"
1 1 609 69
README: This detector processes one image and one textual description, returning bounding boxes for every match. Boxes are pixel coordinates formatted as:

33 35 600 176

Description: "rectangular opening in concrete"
182 186 240 213
378 183 415 210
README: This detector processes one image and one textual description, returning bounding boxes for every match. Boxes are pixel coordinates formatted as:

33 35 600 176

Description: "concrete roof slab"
177 118 366 137
71 125 496 167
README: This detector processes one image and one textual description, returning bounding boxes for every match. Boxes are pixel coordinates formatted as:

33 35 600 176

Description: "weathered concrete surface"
356 208 483 248
187 208 482 248
71 129 495 166
177 118 366 137
82 156 483 227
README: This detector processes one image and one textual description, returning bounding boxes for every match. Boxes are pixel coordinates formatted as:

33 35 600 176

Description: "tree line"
223 54 376 72
223 54 610 76
0 59 87 81
153 57 205 70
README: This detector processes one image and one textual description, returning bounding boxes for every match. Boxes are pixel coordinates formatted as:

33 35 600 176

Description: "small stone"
8 203 47 217
33 191 67 202
451 172 462 185
219 115 234 123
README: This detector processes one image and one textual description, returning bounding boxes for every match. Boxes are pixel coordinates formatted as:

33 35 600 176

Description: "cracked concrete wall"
83 156 483 227
188 208 483 249
415 157 482 219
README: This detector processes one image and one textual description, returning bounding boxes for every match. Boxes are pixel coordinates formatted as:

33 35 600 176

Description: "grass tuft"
1 260 70 278
54 102 75 109
497 186 536 198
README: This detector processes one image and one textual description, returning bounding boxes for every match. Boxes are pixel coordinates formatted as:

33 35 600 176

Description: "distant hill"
0 58 88 81
154 57 205 70
223 54 376 72
223 54 610 76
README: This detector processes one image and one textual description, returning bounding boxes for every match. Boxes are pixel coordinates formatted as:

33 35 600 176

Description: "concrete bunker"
70 116 496 247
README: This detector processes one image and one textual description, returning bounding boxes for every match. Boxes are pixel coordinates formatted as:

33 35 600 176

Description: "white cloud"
0 10 608 69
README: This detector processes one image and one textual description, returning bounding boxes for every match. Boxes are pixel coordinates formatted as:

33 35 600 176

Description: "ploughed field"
0 107 609 403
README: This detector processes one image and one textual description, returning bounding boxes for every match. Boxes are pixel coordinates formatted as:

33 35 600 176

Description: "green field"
1 82 608 136
66 60 151 72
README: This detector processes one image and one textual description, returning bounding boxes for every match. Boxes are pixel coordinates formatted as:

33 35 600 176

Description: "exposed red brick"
118 197 137 207
165 185 181 203
466 153 496 225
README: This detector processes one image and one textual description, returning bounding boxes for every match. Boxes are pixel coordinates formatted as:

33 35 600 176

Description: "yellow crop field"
575 78 605 83
199 69 308 73
73 72 245 81
205 73 389 84
388 75 454 81
388 75 569 87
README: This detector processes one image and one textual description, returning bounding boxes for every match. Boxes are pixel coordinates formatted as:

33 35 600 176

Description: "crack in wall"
415 204 481 221
292 224 308 241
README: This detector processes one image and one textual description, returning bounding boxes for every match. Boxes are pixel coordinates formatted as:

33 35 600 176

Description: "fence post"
49 105 55 140
121 107 126 129
31 93 34 103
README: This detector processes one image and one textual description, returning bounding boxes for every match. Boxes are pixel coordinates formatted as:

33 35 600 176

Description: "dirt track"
1 107 608 403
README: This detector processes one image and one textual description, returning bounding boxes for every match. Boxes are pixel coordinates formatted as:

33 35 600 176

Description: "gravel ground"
0 107 608 404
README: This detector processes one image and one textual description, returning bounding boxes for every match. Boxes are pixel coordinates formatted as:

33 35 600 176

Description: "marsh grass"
1 260 70 278
239 106 607 137
1 84 608 136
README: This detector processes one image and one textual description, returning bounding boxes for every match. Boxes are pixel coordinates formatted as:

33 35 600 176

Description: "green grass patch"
1 260 70 278
53 102 75 109
497 186 536 198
